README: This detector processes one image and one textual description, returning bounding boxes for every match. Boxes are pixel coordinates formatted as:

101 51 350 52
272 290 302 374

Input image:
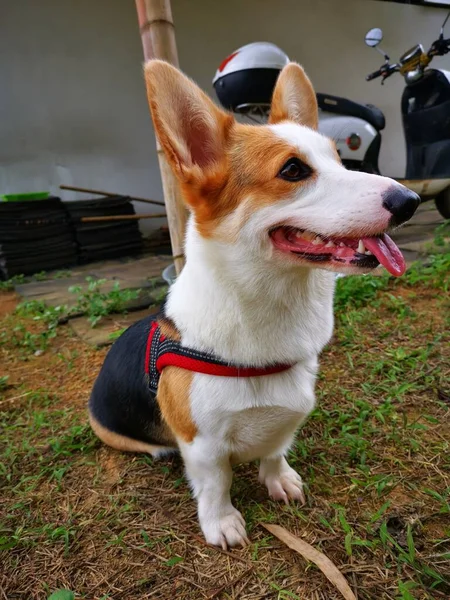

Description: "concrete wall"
1 0 449 233
0 0 163 230
174 0 450 176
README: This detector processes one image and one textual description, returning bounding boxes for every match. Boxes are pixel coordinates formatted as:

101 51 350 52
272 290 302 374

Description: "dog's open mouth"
269 226 406 276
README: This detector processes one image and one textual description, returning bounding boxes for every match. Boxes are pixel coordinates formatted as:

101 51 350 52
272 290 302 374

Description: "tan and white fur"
89 60 419 549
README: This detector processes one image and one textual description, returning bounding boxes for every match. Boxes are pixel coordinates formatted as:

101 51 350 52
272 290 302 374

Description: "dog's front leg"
259 455 306 505
180 439 249 549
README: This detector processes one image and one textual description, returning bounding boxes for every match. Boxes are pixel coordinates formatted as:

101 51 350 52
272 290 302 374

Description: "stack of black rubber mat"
0 197 77 279
64 196 142 264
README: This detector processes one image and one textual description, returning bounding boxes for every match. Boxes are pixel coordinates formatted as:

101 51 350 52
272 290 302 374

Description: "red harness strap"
144 320 293 393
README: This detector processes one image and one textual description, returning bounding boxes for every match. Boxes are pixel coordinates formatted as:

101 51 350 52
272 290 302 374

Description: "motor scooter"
360 11 450 218
212 12 450 218
213 42 382 173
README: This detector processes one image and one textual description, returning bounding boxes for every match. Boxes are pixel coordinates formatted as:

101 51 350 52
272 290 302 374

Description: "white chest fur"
189 361 318 463
166 222 336 462
167 222 335 363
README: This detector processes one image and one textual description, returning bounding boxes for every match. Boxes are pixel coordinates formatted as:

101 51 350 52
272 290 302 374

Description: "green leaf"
337 509 352 534
406 524 415 562
141 529 153 548
165 555 183 567
0 537 17 551
379 522 388 546
108 328 126 341
397 581 416 600
344 532 353 557
369 501 391 524
47 590 75 600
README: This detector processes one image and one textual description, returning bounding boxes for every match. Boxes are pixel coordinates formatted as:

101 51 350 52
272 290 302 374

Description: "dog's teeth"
325 240 336 248
357 240 365 254
295 230 304 239
365 250 372 255
339 242 345 247
312 236 322 245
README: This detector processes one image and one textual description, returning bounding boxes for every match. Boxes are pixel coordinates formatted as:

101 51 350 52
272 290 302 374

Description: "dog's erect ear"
144 60 233 181
269 62 318 130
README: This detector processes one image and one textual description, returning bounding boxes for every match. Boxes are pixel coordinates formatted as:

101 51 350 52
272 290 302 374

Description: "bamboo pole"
60 184 165 207
80 214 166 222
135 0 188 274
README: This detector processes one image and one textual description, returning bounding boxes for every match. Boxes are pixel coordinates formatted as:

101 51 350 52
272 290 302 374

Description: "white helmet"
213 42 290 112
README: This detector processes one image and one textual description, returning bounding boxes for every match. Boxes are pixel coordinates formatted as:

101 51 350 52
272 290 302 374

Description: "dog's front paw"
202 508 249 550
260 461 306 505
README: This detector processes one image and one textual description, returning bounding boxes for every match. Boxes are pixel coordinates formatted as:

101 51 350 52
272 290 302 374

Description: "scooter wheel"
435 188 450 220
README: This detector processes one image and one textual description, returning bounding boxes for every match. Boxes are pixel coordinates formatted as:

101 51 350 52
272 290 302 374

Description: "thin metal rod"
60 184 165 207
80 214 166 222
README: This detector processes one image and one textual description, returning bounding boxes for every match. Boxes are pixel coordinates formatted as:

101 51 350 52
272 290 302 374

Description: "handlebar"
366 35 450 84
366 63 398 82
428 37 450 56
366 68 384 81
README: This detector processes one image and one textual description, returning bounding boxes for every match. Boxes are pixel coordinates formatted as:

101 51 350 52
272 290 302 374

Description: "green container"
0 192 50 202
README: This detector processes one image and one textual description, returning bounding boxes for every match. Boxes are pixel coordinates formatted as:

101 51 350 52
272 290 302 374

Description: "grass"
0 270 72 292
0 277 158 356
0 223 449 599
67 277 142 327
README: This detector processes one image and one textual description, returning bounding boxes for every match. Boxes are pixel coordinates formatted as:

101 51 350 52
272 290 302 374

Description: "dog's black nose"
382 186 420 227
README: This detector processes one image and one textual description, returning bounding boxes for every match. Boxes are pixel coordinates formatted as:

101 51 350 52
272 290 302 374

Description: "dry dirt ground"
0 247 449 600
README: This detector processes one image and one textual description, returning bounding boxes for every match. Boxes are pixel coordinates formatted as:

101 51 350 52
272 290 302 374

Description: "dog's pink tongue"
362 233 406 277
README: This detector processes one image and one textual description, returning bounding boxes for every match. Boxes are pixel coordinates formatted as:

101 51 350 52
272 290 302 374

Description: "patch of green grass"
0 277 152 354
335 221 450 312
146 277 168 305
423 488 450 514
0 270 73 292
108 328 127 341
53 270 73 280
14 300 65 322
1 393 98 495
0 321 56 354
335 272 390 311
0 273 26 291
403 251 450 291
269 584 302 600
0 301 66 353
0 391 100 562
378 520 448 592
68 277 141 327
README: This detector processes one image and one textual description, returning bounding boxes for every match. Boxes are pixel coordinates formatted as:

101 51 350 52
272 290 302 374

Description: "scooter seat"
317 93 385 131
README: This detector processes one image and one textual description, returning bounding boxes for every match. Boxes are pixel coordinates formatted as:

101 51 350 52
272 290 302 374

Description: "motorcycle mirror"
440 10 450 39
365 28 383 47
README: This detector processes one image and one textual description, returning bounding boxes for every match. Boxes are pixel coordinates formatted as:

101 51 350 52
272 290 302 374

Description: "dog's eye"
278 158 312 182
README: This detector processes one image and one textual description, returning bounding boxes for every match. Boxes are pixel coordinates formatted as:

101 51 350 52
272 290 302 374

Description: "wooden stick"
135 0 187 275
80 214 166 222
59 184 165 207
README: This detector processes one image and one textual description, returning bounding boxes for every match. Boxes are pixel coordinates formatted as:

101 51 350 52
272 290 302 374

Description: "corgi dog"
88 60 419 549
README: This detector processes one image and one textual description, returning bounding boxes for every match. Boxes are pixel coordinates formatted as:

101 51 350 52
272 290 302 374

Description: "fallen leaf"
260 523 357 600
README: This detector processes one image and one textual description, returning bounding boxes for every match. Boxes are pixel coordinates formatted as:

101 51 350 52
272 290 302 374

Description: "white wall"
0 0 165 231
1 0 449 233
173 0 450 177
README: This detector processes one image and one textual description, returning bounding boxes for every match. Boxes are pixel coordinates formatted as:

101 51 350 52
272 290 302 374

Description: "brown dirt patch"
0 291 20 317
